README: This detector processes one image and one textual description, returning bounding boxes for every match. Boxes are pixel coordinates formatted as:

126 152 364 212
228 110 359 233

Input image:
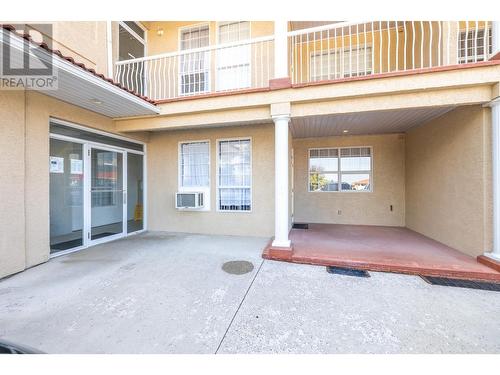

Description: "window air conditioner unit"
175 192 204 209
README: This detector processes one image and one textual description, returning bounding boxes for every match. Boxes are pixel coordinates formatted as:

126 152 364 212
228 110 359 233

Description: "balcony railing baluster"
115 35 275 101
114 21 493 100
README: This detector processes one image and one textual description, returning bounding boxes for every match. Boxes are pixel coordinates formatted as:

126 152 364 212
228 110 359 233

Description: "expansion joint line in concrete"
215 258 265 354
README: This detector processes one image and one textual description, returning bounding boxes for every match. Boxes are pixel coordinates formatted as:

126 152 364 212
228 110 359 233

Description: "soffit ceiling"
290 106 456 138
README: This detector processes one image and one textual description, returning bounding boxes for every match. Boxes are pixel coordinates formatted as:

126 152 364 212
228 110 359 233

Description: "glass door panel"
90 148 124 241
127 153 144 233
49 139 84 253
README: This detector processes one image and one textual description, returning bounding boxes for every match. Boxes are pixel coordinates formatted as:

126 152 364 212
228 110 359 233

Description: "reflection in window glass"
309 172 339 192
341 173 371 191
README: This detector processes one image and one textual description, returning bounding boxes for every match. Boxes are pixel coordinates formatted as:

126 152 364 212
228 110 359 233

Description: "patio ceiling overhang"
1 27 160 118
290 105 456 138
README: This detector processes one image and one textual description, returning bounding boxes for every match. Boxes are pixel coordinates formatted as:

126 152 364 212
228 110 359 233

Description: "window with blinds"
309 147 372 192
217 139 251 211
310 46 373 81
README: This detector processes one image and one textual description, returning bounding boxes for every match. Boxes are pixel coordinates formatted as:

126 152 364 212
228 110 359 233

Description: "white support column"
106 21 114 79
274 20 288 79
487 99 500 261
492 21 500 58
272 113 291 248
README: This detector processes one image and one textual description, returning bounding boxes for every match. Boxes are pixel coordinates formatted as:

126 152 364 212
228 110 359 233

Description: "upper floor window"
180 24 210 50
216 21 251 91
458 28 492 64
179 24 210 95
218 21 250 43
179 141 210 187
218 139 251 211
309 147 372 192
310 46 373 81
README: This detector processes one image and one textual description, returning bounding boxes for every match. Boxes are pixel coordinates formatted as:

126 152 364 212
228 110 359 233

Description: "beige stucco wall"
26 22 110 76
144 21 274 56
147 123 275 237
0 90 148 278
293 133 406 226
405 105 492 257
0 90 26 277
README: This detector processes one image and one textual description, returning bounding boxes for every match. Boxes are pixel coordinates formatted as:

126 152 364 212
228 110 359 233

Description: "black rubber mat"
421 276 500 292
51 238 83 251
292 223 309 229
326 266 370 277
91 232 116 240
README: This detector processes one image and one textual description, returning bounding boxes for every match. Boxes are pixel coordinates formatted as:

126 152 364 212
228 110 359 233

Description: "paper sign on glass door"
49 156 64 173
70 159 83 175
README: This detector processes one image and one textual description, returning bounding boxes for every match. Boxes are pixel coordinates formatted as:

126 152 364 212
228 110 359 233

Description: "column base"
477 253 500 272
272 239 291 248
267 241 293 260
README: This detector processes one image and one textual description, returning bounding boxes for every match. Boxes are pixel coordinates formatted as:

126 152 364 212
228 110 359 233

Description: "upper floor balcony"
114 21 495 102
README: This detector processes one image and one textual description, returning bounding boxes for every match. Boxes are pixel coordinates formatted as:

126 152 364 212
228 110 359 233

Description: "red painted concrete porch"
263 224 500 282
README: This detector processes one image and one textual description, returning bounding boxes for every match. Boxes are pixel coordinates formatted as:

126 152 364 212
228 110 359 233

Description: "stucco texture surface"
405 106 492 257
147 123 275 237
293 133 405 226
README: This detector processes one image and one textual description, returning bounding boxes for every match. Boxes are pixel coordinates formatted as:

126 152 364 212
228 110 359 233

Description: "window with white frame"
180 24 210 95
458 28 492 64
179 141 210 187
218 139 251 211
310 46 372 81
309 147 372 192
216 21 251 91
218 21 250 43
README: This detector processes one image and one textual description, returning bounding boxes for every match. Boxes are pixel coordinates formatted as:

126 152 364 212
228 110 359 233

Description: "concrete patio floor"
1 232 500 354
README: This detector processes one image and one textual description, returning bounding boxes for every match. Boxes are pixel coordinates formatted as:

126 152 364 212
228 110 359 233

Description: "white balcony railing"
115 21 494 100
288 21 493 85
115 35 275 101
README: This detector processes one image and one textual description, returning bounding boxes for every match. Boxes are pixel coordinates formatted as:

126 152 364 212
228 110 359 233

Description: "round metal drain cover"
222 260 254 275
